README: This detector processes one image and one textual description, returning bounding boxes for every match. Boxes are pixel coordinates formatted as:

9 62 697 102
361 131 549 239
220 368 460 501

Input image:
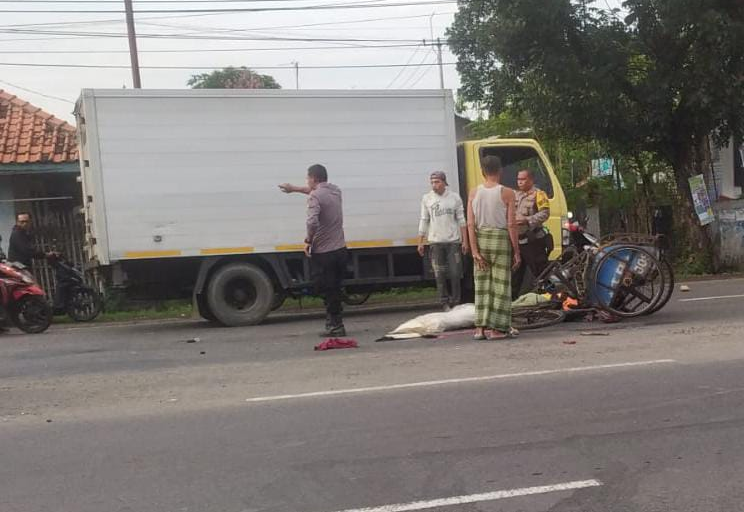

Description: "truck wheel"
206 263 274 326
270 292 286 312
196 294 218 323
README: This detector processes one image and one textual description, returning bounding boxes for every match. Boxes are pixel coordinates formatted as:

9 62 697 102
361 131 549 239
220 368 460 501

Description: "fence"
28 204 88 300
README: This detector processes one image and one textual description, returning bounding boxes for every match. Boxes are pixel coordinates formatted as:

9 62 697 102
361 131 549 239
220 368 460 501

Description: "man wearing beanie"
417 171 469 311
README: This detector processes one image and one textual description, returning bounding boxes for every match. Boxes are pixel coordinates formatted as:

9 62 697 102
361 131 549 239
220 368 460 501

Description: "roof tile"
0 89 78 164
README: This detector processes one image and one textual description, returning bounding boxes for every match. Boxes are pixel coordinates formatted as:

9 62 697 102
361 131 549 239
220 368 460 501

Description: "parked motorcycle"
48 253 102 322
0 249 53 334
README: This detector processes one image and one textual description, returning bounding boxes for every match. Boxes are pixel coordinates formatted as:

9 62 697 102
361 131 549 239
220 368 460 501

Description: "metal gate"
29 204 88 300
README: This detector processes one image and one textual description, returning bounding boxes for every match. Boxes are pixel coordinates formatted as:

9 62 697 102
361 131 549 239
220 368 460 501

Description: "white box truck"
75 89 460 325
75 89 569 326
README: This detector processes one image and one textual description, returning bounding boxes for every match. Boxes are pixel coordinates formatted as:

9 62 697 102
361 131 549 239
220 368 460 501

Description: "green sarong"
474 228 512 330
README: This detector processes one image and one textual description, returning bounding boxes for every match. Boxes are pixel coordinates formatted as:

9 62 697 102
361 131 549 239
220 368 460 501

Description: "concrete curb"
49 300 439 331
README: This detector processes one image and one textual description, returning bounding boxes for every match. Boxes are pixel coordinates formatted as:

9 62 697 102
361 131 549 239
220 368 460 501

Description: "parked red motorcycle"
0 242 52 334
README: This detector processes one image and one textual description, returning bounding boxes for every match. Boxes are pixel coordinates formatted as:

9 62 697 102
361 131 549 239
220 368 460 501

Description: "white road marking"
245 360 676 403
329 479 603 512
679 294 744 302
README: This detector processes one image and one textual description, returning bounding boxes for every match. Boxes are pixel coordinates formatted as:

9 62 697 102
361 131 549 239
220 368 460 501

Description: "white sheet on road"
381 304 476 340
381 293 549 340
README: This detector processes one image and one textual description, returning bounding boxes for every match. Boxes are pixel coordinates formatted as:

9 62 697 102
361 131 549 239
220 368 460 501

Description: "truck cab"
457 138 568 260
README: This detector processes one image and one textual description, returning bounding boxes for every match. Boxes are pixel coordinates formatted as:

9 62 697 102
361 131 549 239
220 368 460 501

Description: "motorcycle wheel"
512 307 566 330
67 288 102 322
342 289 372 306
644 256 674 315
11 296 52 334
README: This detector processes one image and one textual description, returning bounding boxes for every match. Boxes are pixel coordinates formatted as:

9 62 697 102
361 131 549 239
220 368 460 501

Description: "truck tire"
206 263 274 326
196 294 218 323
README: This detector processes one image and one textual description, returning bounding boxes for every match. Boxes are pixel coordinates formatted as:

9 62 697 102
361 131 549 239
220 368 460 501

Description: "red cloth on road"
314 338 359 351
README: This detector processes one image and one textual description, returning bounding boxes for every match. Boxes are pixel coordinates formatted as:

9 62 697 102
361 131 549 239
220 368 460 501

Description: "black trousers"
311 247 349 321
512 237 549 300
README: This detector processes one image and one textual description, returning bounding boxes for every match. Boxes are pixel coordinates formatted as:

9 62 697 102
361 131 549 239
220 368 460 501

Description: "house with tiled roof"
0 89 82 272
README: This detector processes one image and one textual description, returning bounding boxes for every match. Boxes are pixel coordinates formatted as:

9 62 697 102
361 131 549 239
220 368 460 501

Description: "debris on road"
680 285 691 292
580 331 610 336
315 338 359 351
183 337 201 343
562 340 577 345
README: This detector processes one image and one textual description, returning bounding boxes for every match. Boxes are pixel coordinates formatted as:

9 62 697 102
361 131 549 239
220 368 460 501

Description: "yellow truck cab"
457 138 568 259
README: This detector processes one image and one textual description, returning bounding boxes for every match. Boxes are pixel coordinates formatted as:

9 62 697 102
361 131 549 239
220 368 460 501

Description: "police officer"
512 169 550 300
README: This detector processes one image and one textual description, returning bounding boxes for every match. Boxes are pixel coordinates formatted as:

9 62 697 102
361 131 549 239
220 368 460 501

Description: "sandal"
473 329 486 340
509 327 520 338
486 330 509 340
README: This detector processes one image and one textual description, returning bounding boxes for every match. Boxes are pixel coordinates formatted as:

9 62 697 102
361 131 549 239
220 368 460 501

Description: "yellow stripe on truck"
275 244 306 252
200 247 254 256
347 240 393 248
275 240 396 251
124 250 182 259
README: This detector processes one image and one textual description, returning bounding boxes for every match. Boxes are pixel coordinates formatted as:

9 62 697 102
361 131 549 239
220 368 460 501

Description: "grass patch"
54 299 192 325
279 286 438 311
54 286 439 325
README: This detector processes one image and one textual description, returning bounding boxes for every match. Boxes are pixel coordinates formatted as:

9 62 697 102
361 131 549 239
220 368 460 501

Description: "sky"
0 0 462 122
0 0 626 123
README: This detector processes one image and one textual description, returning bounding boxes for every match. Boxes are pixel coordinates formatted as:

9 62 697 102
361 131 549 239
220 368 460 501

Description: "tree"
448 0 744 270
187 66 281 89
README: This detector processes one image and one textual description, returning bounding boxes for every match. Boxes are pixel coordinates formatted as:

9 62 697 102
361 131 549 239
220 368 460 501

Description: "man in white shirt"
417 171 469 310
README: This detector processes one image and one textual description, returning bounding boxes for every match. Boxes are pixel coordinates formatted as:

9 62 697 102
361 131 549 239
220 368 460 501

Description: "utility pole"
423 39 445 89
124 0 142 88
435 37 444 89
292 61 299 90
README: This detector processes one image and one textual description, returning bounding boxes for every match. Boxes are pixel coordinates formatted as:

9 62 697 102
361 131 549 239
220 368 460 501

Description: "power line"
0 12 233 29
0 0 391 2
397 50 434 88
385 46 422 88
0 61 457 70
136 14 453 36
0 10 455 30
0 43 423 54
407 60 435 87
0 79 74 103
0 0 392 2
0 27 424 42
0 1 457 14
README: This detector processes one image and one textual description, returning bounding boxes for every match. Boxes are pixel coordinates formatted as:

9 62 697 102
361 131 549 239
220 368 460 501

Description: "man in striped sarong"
467 155 521 340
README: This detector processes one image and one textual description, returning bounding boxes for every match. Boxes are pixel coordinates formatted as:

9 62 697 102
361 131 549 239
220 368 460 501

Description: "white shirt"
418 189 466 244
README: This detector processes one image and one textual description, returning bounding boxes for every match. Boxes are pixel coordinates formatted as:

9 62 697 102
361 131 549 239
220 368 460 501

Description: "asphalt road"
1 277 743 512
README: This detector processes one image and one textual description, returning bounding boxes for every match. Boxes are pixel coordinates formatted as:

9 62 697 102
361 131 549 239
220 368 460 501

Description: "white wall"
712 138 742 200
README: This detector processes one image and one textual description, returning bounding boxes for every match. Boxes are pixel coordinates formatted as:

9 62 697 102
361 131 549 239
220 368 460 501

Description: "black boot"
320 314 346 337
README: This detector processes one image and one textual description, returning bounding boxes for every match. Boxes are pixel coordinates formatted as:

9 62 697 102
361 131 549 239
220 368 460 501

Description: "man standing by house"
512 169 551 299
7 212 53 268
279 164 348 337
417 171 468 311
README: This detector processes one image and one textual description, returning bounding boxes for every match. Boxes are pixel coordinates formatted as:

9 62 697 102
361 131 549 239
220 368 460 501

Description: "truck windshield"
479 146 554 198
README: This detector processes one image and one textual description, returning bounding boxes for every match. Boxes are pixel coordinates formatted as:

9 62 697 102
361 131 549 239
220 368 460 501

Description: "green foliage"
448 0 744 267
448 0 744 155
187 66 281 89
468 110 533 139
